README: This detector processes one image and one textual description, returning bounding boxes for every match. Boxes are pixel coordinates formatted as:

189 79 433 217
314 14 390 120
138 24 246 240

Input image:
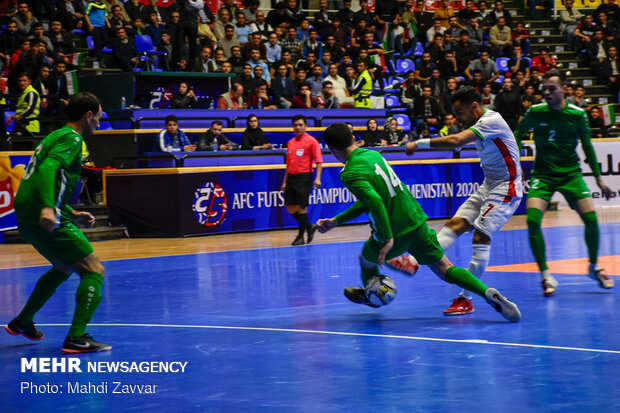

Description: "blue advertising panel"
0 153 31 232
105 159 533 237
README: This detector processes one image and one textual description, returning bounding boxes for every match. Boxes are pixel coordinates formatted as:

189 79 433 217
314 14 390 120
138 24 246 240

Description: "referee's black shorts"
284 172 313 207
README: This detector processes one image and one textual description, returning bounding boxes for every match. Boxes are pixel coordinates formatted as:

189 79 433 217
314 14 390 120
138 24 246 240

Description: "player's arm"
314 162 323 188
317 201 366 233
405 128 478 154
514 110 534 150
578 112 612 199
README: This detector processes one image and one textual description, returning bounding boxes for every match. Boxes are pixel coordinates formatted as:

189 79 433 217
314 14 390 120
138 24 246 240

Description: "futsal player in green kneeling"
5 92 112 353
514 69 614 296
316 122 521 322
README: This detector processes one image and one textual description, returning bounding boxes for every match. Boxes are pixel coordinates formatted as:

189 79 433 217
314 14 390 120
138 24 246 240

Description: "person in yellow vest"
6 73 40 135
351 60 373 108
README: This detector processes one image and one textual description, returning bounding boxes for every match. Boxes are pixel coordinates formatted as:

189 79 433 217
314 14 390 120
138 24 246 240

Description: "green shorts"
18 221 94 267
528 172 591 207
362 222 444 266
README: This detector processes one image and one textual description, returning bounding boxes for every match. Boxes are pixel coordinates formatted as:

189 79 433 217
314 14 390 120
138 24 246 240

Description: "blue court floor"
1 223 619 412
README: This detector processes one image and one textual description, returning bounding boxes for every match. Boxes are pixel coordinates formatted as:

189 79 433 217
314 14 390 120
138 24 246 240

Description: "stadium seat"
384 95 407 113
496 57 510 72
99 111 112 130
396 58 415 74
86 36 112 53
135 35 167 71
393 114 411 132
4 111 15 133
413 42 424 57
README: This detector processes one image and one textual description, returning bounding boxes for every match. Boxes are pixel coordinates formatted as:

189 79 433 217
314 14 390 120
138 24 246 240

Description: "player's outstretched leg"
444 244 491 316
5 267 72 341
581 211 615 289
431 257 521 322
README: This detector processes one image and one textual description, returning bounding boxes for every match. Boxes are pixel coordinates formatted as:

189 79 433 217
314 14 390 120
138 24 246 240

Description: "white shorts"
454 182 522 237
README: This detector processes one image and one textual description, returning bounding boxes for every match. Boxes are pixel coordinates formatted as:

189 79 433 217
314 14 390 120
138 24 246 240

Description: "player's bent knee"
73 253 105 276
429 255 451 280
472 230 492 244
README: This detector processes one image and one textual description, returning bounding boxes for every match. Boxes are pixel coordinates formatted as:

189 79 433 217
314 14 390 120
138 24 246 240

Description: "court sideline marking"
36 323 620 355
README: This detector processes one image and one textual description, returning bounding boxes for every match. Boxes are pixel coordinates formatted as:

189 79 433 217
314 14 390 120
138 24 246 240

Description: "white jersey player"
390 86 523 316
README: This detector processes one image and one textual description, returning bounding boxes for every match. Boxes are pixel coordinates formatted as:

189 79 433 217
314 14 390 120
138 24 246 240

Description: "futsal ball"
365 275 398 306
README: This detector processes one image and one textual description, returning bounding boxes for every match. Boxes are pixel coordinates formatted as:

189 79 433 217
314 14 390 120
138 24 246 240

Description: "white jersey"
469 109 523 199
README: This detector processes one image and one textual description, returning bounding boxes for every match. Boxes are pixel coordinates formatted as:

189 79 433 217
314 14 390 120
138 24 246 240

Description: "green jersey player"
4 92 112 353
514 69 614 296
317 122 521 322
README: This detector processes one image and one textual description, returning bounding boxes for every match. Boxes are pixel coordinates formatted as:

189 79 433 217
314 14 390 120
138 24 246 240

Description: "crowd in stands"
1 0 615 139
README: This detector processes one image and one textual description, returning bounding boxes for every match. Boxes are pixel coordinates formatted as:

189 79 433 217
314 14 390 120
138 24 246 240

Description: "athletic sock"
437 227 459 251
527 208 548 271
444 266 488 299
359 250 380 286
297 213 310 231
17 268 71 324
68 272 103 339
581 211 599 266
461 244 491 300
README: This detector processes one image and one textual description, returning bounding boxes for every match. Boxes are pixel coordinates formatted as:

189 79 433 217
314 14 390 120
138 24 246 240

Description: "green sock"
68 272 103 339
527 208 548 271
17 268 71 324
361 265 380 286
445 266 488 298
581 211 599 265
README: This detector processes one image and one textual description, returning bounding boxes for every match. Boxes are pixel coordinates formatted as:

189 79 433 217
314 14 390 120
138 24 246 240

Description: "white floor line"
36 323 620 355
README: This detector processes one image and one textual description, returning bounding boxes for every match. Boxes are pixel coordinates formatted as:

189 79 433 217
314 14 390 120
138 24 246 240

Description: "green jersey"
334 148 427 242
15 126 83 225
514 102 601 177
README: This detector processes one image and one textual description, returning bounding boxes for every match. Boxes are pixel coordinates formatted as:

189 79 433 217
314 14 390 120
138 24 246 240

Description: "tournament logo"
192 182 228 227
149 87 173 109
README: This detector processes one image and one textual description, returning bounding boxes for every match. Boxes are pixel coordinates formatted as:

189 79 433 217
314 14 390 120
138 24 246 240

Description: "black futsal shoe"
292 235 305 245
5 318 44 341
62 333 112 353
344 287 380 308
306 224 317 244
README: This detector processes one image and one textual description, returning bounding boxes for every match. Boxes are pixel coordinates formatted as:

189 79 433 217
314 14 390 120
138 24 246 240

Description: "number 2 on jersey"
374 159 403 197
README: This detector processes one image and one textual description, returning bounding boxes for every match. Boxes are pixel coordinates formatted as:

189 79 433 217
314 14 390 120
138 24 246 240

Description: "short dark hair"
292 114 306 125
212 120 224 127
165 114 178 124
451 86 483 106
543 69 566 84
67 92 101 122
323 122 353 151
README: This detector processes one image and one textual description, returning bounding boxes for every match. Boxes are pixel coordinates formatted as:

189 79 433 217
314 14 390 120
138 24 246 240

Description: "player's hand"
71 210 96 228
313 179 321 189
378 238 394 267
317 218 337 233
597 178 613 200
39 207 59 232
405 141 418 155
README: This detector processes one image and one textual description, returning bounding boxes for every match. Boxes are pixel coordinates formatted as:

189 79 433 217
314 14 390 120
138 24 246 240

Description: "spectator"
314 0 332 38
511 21 530 54
520 94 539 119
28 23 53 57
0 21 23 65
243 32 267 61
242 114 272 150
217 82 246 109
317 80 340 108
307 64 324 98
489 16 512 57
325 63 352 107
170 81 196 109
350 60 373 108
250 10 273 41
391 14 417 58
566 84 588 109
526 67 543 96
212 48 227 71
401 69 417 113
600 45 620 93
266 32 282 64
588 106 608 138
441 76 459 113
33 64 52 114
409 0 434 43
490 0 512 28
11 1 39 37
531 47 557 74
284 0 305 27
243 0 260 23
237 64 256 100
439 113 460 136
465 49 499 83
292 82 321 109
253 65 271 86
426 18 446 44
359 118 381 147
157 115 196 152
266 2 288 30
476 1 494 31
217 25 241 59
109 5 133 36
508 45 531 78
124 0 145 23
235 12 252 45
415 52 436 84
157 30 184 71
560 0 583 48
302 29 323 59
228 45 246 74
296 18 311 42
493 77 521 130
428 68 446 99
481 82 496 109
198 120 239 151
47 20 74 65
597 11 617 41
414 85 442 127
466 16 485 48
380 117 407 146
271 63 296 108
327 16 348 53
317 50 332 77
447 16 463 38
595 0 620 25
7 73 40 135
214 8 234 41
336 0 355 30
219 0 240 23
574 14 596 53
111 27 138 72
427 33 446 63
294 66 307 91
454 30 479 73
586 29 611 73
145 12 165 45
48 60 70 116
249 82 277 109
56 0 86 31
84 0 110 67
435 0 456 29
458 1 478 27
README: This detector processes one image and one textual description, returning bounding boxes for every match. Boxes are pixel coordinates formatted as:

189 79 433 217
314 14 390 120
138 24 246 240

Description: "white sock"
541 269 551 279
437 227 459 251
461 244 491 300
